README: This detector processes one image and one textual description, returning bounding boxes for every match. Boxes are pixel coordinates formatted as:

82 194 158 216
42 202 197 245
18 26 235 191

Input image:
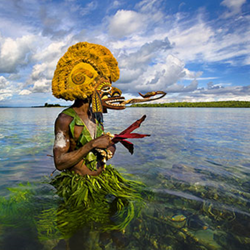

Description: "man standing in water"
52 42 122 176
50 42 147 234
50 41 166 238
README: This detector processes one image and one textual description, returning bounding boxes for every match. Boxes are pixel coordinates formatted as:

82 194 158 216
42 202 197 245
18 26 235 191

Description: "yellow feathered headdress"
52 42 120 101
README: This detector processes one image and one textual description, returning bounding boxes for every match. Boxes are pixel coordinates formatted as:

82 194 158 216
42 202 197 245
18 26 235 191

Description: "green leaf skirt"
50 164 145 236
0 165 147 242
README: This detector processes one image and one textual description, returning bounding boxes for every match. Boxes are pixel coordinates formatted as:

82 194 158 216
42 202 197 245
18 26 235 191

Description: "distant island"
32 103 68 108
130 101 250 108
44 103 63 107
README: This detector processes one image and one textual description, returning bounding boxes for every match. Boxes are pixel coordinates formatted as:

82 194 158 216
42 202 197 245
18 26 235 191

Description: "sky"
0 0 250 106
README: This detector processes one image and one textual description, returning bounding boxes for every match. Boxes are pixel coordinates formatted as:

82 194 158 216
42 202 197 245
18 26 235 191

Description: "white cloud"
116 44 200 95
108 0 164 39
221 0 246 17
0 34 37 73
165 19 214 62
152 12 250 66
19 89 32 95
31 64 48 80
116 38 176 93
0 89 11 94
30 61 56 81
0 33 68 99
108 10 147 38
0 76 13 101
173 83 250 102
0 89 12 101
0 94 12 101
118 37 171 66
0 76 9 89
0 0 76 41
32 40 66 68
32 78 51 93
118 68 142 83
144 55 187 90
24 40 69 95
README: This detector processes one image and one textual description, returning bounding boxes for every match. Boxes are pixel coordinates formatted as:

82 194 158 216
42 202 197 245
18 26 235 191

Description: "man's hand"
92 134 113 149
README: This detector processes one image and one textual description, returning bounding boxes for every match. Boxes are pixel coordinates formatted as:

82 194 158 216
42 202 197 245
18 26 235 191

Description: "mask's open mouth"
100 89 167 111
102 96 126 110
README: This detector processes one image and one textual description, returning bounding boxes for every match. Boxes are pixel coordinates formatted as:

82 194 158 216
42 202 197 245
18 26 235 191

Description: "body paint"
54 131 67 148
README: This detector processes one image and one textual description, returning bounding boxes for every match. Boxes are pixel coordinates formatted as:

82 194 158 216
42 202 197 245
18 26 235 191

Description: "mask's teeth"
105 98 125 106
105 100 125 106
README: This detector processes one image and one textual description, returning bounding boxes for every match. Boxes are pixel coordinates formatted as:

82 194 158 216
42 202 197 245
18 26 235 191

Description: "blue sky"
0 0 249 106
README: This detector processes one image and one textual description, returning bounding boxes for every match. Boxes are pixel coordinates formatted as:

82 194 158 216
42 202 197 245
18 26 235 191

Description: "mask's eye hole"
112 92 120 97
101 86 111 92
102 94 109 99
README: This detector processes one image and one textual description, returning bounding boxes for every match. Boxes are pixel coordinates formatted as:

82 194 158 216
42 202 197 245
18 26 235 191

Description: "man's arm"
53 113 113 171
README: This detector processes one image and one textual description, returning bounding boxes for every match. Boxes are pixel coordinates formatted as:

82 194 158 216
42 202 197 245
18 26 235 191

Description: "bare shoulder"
55 112 73 132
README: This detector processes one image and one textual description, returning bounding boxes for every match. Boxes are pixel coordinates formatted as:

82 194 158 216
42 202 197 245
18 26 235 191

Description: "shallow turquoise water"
0 107 250 249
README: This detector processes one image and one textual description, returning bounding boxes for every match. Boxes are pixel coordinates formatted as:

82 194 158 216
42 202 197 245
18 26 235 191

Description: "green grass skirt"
50 164 145 236
0 165 146 243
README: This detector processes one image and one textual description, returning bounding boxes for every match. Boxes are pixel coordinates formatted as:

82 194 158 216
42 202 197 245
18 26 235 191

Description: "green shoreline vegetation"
130 101 250 108
26 101 250 108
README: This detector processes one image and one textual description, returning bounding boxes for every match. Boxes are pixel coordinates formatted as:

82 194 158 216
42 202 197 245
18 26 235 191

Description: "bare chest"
73 118 97 140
